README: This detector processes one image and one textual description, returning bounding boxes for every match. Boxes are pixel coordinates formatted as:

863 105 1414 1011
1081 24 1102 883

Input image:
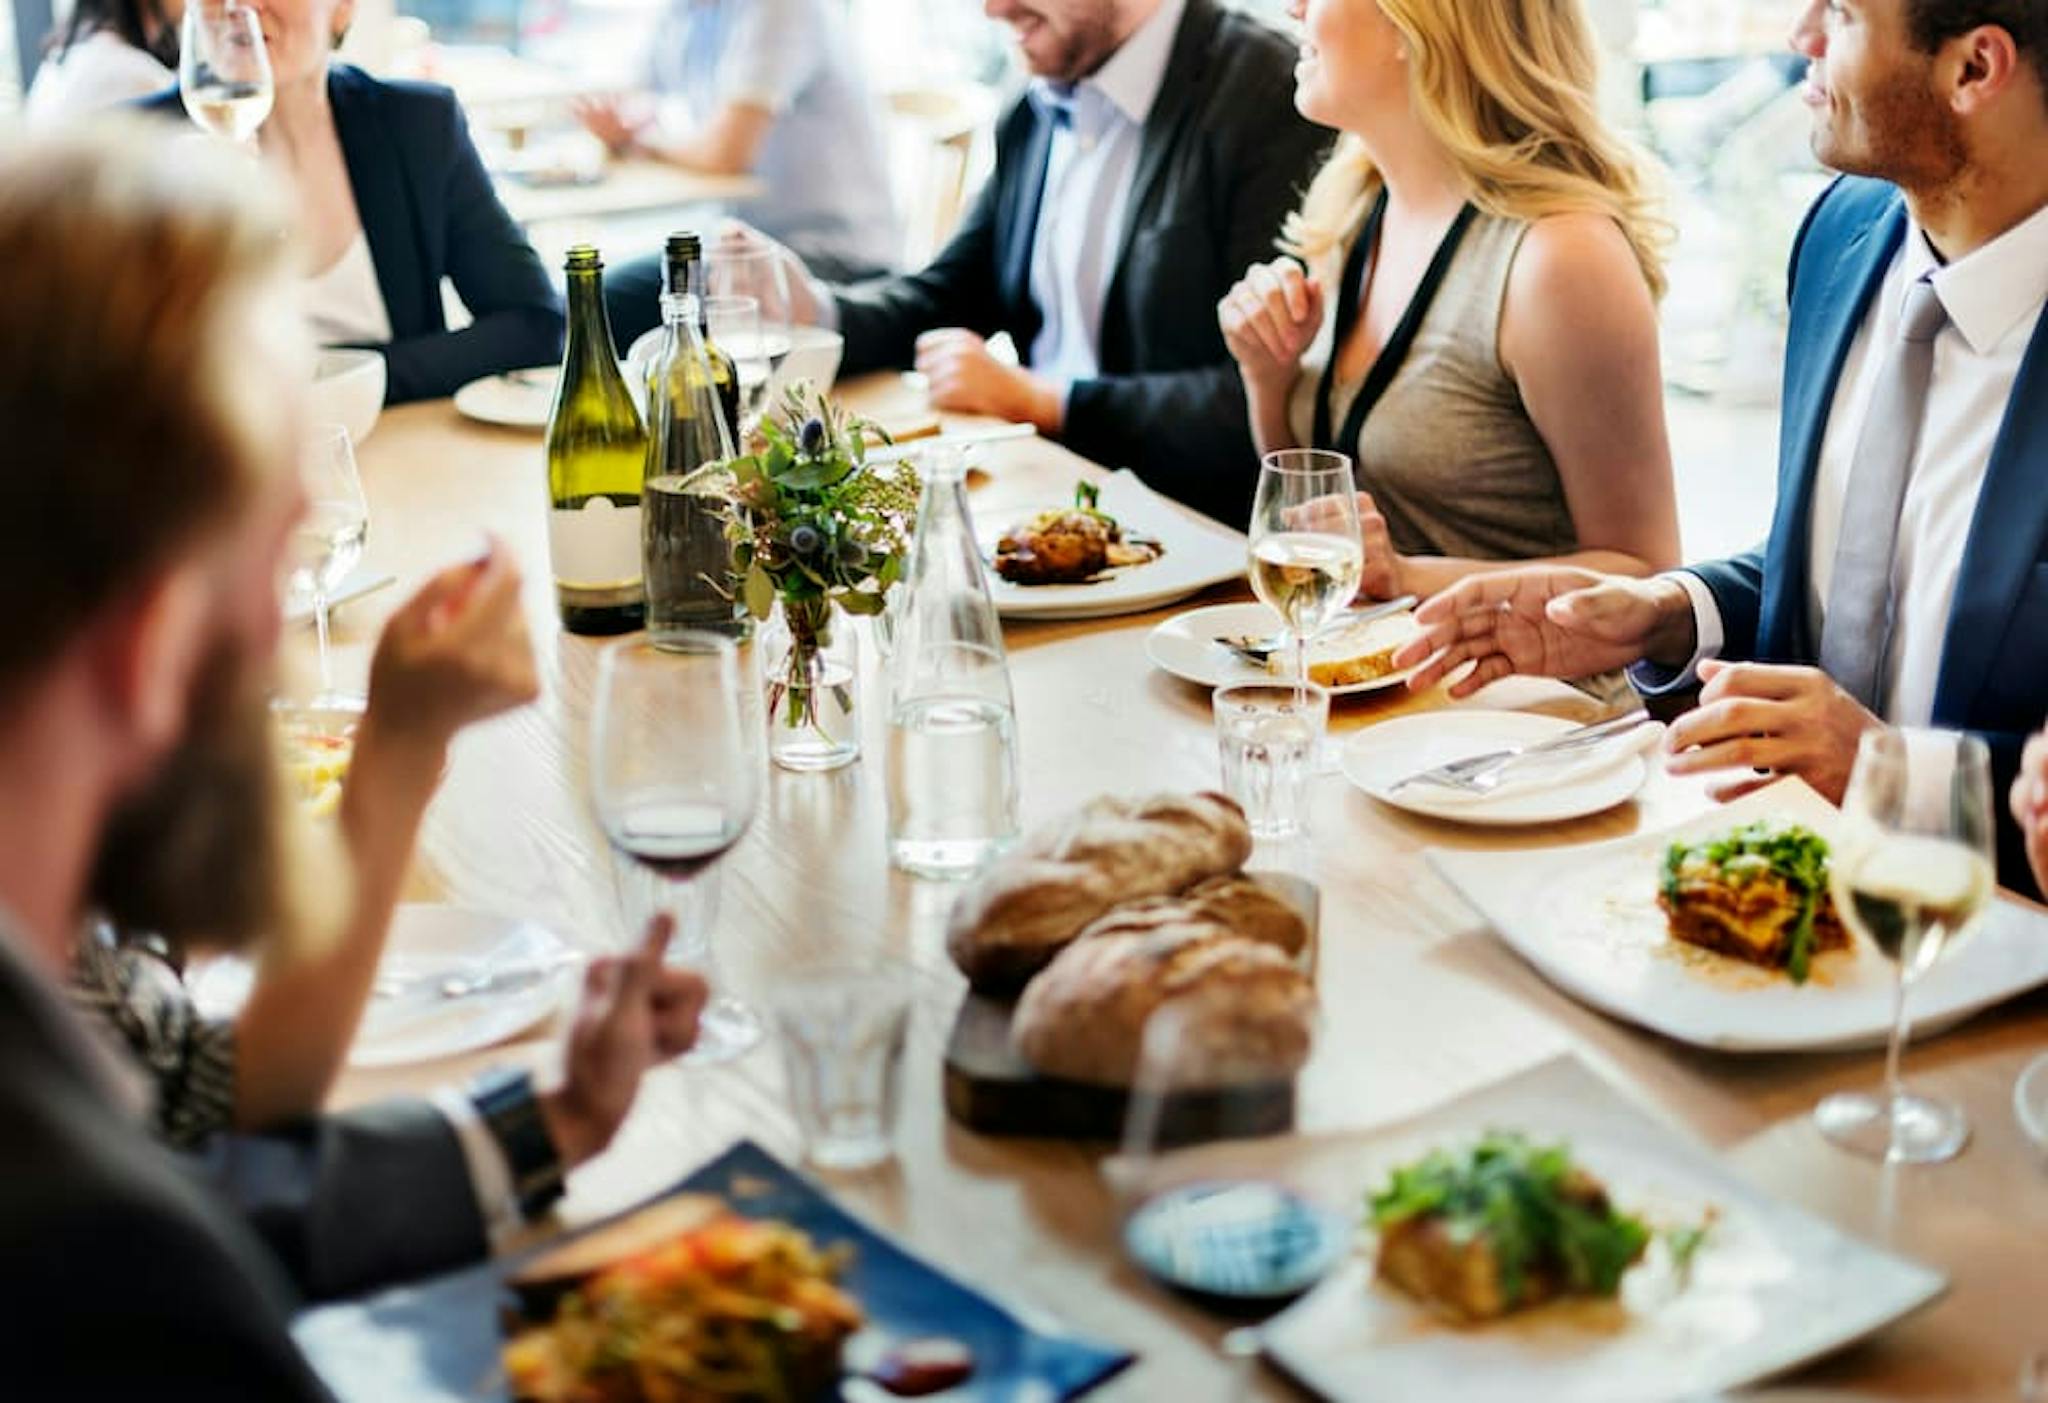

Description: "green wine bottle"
545 246 647 636
660 232 742 442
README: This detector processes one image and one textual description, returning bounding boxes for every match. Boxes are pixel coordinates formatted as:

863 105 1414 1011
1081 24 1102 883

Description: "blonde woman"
1218 0 1679 599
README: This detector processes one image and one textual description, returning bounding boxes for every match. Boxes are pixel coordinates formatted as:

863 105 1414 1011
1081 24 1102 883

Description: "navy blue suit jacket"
145 66 562 403
1690 177 2048 894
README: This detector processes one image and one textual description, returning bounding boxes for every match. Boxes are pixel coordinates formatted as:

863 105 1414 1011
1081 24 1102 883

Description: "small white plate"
189 906 577 1069
981 471 1247 621
1246 1056 1947 1402
452 366 559 429
1146 601 1418 696
1429 778 2048 1052
1341 710 1651 826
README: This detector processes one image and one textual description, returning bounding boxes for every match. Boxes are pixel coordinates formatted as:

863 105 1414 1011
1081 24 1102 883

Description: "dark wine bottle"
661 232 742 443
643 254 744 640
545 246 647 636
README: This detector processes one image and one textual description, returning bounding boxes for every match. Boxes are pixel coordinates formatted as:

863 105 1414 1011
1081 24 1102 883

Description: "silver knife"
1388 710 1655 794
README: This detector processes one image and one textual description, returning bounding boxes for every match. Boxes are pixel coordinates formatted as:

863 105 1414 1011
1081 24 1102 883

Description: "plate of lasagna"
979 470 1245 620
1427 778 2048 1052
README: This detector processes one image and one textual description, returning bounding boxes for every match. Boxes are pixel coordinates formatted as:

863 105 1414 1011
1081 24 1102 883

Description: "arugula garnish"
1368 1133 1650 1306
1663 821 1832 983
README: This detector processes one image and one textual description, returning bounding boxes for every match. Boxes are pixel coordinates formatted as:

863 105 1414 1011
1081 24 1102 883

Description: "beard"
1030 5 1123 82
87 637 344 960
1817 61 1969 194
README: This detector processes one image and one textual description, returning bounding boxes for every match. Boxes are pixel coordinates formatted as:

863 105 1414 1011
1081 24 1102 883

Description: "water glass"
1214 681 1329 839
774 968 910 1171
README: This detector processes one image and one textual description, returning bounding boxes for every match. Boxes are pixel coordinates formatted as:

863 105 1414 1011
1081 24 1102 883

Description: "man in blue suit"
1396 0 2048 895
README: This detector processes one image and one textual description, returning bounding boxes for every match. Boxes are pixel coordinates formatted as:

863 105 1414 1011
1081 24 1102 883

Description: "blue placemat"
295 1139 1135 1401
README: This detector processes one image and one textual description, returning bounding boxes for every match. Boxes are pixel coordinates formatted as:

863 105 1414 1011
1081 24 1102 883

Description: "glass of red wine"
590 631 763 1062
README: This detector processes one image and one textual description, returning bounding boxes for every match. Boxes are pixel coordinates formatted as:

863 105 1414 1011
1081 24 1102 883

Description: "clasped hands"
1390 567 1884 803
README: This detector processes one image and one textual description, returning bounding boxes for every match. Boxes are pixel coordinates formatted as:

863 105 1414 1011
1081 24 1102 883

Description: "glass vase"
761 597 860 772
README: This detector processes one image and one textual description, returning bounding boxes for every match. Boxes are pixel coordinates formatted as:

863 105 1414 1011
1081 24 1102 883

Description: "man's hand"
2010 729 2048 894
913 329 1063 433
714 220 833 326
571 95 651 157
1663 660 1883 803
359 541 539 766
539 914 708 1168
1392 566 1695 697
1219 257 1323 399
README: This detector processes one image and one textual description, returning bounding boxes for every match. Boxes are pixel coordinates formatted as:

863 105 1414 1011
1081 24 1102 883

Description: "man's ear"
1947 24 2024 117
93 563 215 757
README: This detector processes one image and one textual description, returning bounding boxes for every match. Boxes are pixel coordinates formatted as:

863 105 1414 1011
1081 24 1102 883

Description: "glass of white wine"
180 0 273 144
706 245 794 383
1815 727 1996 1163
1248 450 1363 694
290 424 370 707
703 294 769 432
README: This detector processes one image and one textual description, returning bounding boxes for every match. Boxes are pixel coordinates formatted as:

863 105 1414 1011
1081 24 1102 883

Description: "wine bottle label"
550 495 643 606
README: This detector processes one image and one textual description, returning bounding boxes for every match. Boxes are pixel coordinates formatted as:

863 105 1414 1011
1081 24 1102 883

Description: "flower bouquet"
725 384 919 770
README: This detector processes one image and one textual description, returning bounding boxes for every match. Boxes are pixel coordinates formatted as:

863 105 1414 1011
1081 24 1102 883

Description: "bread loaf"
1010 924 1315 1088
946 792 1253 990
1084 876 1310 961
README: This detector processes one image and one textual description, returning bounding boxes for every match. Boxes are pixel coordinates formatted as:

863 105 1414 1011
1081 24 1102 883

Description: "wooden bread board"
943 873 1318 1144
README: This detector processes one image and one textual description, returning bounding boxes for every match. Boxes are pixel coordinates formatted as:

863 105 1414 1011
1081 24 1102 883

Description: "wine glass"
180 0 274 143
703 294 769 433
706 246 793 386
1814 727 1997 1163
1247 449 1363 694
290 424 370 708
590 633 764 1062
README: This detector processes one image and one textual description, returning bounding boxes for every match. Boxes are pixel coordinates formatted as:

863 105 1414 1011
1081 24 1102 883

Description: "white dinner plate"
980 470 1246 621
1340 710 1653 826
1429 778 2048 1052
1145 601 1419 696
1239 1056 1947 1402
452 366 560 429
189 905 578 1069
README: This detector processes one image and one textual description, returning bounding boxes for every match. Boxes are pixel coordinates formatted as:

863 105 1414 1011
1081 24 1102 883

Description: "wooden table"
324 379 2048 1399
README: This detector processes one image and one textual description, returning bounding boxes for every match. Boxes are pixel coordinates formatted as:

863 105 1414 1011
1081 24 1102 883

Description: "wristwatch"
467 1067 565 1220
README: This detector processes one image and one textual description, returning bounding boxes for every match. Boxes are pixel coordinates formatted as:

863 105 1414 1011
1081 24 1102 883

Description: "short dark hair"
50 0 176 68
1904 0 2048 75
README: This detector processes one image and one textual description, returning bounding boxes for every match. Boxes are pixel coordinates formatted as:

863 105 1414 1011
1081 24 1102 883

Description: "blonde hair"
1284 0 1670 299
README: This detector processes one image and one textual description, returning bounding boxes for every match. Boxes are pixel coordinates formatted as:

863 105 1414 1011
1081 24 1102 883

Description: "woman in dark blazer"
143 2 560 403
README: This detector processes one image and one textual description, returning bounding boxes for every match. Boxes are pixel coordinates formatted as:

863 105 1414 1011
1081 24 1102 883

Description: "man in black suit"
0 126 702 1392
712 0 1329 527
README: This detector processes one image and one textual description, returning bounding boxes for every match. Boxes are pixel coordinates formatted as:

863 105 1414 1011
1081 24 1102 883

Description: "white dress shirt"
1644 195 2048 723
24 31 173 129
1025 0 1185 389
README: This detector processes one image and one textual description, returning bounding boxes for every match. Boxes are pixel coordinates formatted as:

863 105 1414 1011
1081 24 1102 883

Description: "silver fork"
1389 710 1656 796
1217 594 1419 664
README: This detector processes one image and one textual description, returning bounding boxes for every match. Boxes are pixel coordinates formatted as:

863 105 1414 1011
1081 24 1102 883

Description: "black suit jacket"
143 66 564 403
833 0 1330 526
0 929 490 1396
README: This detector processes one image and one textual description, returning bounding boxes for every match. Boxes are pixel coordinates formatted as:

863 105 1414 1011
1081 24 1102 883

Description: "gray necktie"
1818 275 1949 711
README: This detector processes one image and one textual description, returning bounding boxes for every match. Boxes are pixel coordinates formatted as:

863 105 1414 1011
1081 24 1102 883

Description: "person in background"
1217 0 1679 603
580 0 901 304
0 124 701 1387
719 0 1332 528
141 0 564 402
73 543 542 1148
1396 0 2048 897
2014 728 2048 895
25 0 183 124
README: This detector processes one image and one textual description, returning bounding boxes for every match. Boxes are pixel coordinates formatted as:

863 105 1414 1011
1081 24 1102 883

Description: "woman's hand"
360 541 540 765
1219 258 1323 397
1285 490 1404 601
2012 729 2048 895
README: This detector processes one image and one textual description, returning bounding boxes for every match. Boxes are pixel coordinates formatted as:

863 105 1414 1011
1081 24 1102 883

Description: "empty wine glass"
180 0 273 143
590 633 764 1062
290 424 369 707
703 294 769 433
1815 728 1996 1163
1247 450 1362 695
706 245 793 386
